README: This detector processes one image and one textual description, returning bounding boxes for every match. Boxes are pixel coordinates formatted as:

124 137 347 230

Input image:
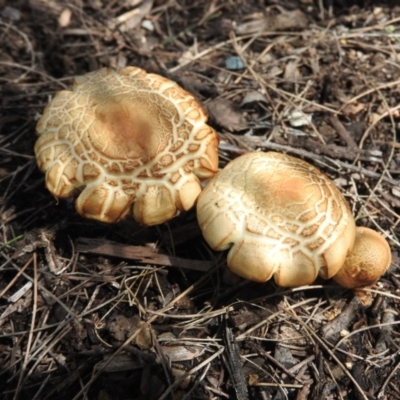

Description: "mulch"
1 1 400 399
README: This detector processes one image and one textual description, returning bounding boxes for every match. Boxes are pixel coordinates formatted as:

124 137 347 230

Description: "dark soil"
1 1 400 399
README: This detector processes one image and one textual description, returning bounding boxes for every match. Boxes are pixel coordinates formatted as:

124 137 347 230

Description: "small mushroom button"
333 227 391 288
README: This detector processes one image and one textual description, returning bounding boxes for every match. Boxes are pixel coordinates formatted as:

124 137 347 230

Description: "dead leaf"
96 354 143 373
161 345 205 362
283 58 301 81
171 367 192 389
235 9 308 34
207 98 247 131
108 315 152 349
240 90 268 106
296 380 312 400
110 0 154 32
341 101 367 117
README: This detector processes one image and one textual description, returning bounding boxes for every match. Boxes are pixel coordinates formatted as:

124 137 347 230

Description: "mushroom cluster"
35 67 391 289
196 152 391 288
35 67 219 225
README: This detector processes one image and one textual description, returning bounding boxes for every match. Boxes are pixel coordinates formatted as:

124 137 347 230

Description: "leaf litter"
1 1 400 399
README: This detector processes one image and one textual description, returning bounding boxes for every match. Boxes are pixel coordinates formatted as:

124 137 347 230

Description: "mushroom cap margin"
196 152 356 287
34 67 219 225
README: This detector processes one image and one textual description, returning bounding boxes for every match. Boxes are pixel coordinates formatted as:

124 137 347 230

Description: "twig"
71 268 217 399
13 253 38 399
377 355 400 399
223 325 249 400
76 237 213 272
288 309 370 400
328 115 358 148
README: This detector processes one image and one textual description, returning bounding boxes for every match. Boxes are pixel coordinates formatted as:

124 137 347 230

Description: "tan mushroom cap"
35 67 219 225
333 227 391 288
196 152 356 287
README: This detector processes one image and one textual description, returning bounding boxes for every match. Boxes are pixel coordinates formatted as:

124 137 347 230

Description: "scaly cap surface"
35 67 219 225
197 152 356 287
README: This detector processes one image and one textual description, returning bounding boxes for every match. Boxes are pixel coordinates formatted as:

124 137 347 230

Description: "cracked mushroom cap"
333 227 391 288
196 152 356 287
35 67 219 225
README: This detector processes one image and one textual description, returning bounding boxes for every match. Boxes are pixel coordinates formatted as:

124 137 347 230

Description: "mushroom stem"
333 227 391 288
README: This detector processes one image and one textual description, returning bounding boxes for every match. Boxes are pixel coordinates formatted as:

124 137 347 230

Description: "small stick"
76 237 213 272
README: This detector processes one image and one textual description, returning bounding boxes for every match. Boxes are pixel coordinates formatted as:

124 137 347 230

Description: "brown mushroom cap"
35 67 219 225
333 227 391 288
196 152 356 287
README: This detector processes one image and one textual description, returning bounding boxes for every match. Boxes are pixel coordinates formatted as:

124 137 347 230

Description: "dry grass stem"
1 1 400 399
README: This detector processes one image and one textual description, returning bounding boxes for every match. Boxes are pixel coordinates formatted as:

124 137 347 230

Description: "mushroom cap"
333 227 391 288
35 67 219 225
196 152 356 287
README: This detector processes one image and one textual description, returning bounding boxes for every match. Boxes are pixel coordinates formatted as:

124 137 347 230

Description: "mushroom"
35 67 219 225
333 227 391 288
196 151 356 287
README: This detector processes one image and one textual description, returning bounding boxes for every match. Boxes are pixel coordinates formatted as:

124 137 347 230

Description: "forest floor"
1 1 400 399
